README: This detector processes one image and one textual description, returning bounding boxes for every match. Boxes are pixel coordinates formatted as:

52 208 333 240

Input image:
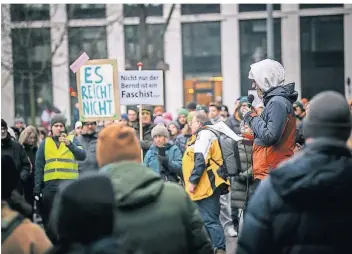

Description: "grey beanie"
151 124 169 139
51 114 67 127
303 91 352 141
168 121 180 130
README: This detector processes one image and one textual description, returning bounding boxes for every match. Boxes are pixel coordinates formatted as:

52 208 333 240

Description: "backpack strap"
1 214 25 244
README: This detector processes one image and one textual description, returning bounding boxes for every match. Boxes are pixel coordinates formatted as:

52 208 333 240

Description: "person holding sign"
133 106 155 158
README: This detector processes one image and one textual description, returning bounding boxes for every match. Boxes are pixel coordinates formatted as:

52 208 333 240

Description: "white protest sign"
248 90 262 108
118 70 164 105
76 59 120 122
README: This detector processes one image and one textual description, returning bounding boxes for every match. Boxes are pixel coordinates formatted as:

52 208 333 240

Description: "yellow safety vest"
44 135 79 182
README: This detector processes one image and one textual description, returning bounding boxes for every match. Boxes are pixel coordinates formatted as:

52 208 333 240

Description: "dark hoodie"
237 138 352 254
244 83 298 180
100 161 213 254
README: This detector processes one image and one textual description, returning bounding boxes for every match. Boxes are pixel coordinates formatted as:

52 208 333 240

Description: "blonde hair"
18 125 40 147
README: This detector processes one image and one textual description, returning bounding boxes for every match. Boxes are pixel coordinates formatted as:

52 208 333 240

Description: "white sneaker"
226 226 238 237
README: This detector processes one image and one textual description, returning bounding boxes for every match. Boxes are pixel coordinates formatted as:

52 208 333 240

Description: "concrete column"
106 4 126 113
50 4 71 124
164 4 183 116
281 4 301 98
221 4 240 113
344 4 352 99
1 4 15 125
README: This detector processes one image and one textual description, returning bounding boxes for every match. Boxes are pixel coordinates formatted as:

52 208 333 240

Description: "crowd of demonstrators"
2 57 352 254
237 91 352 254
34 114 86 241
97 123 213 254
1 155 52 254
241 59 298 190
144 124 183 183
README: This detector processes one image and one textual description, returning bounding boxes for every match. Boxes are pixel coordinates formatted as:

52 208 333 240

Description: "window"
124 24 164 70
238 4 281 12
68 27 107 121
67 4 106 19
12 28 52 124
181 4 220 15
182 22 221 75
182 22 222 106
300 15 344 98
299 4 343 9
239 19 282 95
123 4 163 18
10 4 50 22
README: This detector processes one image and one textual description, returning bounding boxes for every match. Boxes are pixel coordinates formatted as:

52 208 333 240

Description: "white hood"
248 59 285 92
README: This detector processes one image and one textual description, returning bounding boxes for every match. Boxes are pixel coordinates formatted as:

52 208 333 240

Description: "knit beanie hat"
153 106 164 116
121 113 128 121
51 114 67 127
154 116 167 126
151 124 169 138
293 101 305 112
1 155 19 200
97 123 141 167
178 108 189 117
196 105 209 114
50 173 115 244
303 91 352 141
1 119 8 129
168 121 180 131
187 111 197 123
162 112 173 122
14 117 24 124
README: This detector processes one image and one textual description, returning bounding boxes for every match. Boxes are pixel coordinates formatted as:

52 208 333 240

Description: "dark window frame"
181 4 221 15
66 4 106 20
238 4 281 12
123 4 163 18
10 4 50 22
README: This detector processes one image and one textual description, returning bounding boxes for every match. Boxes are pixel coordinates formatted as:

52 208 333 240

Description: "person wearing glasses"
76 121 99 174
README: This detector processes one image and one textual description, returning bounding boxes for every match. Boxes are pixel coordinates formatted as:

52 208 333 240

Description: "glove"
158 155 169 167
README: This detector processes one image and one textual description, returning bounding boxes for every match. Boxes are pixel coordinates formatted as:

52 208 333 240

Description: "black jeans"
42 188 58 244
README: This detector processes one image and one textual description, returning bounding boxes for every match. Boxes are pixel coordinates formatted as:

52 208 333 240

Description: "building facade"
2 4 352 126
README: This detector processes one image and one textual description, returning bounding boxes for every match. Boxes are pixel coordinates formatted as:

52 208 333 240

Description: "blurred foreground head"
303 91 352 141
97 123 141 167
50 173 115 244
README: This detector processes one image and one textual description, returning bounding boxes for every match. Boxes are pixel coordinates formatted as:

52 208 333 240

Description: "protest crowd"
2 59 352 254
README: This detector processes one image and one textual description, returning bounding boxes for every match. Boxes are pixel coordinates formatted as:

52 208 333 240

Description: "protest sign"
118 70 164 105
76 59 120 122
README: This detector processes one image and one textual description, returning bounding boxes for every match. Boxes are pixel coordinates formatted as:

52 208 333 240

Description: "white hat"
75 121 82 129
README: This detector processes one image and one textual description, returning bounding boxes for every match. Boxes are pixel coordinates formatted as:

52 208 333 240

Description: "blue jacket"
237 138 352 254
144 143 182 180
34 136 86 194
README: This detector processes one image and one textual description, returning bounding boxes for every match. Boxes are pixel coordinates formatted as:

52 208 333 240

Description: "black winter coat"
1 134 31 183
237 138 352 254
231 141 254 210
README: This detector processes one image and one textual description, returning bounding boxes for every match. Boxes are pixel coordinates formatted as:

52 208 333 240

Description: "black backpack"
199 127 242 179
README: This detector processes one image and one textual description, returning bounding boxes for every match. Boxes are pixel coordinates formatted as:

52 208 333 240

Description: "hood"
263 82 298 106
271 138 352 209
100 161 164 208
